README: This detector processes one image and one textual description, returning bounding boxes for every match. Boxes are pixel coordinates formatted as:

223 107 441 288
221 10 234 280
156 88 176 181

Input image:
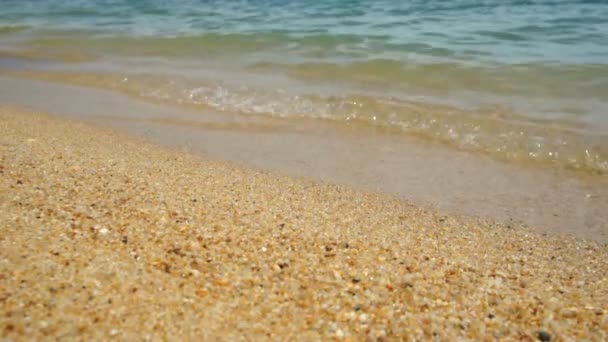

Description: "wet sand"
1 106 607 340
0 75 607 242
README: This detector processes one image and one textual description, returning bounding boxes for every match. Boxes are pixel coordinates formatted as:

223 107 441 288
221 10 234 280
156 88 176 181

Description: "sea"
1 0 607 173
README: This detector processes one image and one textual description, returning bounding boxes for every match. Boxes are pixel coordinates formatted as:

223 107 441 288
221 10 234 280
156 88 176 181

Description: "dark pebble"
351 277 361 284
537 330 551 341
353 304 361 311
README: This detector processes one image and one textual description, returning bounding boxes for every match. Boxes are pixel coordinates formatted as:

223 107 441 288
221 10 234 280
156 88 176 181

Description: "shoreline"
0 75 607 242
1 66 607 175
1 106 607 340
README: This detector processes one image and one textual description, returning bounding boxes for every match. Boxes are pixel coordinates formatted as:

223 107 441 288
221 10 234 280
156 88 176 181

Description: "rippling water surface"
1 0 608 172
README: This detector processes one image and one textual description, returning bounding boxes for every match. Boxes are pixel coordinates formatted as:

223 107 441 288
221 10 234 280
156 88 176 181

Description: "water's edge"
1 75 607 242
1 64 606 174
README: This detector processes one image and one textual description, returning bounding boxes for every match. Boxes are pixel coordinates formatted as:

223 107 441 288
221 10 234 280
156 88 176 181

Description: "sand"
1 106 607 340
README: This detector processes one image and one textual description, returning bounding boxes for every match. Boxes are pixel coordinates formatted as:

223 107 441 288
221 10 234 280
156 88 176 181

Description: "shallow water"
1 0 607 172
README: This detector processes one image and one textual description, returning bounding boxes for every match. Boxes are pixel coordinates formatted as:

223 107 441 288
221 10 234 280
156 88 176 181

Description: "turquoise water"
1 0 608 172
2 0 608 64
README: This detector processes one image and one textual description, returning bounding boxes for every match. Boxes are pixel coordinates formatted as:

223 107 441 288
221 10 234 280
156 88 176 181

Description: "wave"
20 31 379 57
16 31 607 99
250 60 608 100
0 25 30 35
6 69 606 174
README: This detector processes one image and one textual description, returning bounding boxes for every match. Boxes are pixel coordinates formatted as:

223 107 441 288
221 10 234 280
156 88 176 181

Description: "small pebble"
537 330 551 341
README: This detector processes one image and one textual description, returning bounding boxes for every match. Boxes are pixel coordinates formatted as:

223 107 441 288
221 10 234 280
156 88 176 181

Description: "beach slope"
1 106 606 340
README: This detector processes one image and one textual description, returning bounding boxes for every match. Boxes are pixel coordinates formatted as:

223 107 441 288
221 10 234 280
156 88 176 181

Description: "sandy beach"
2 1 608 340
1 106 607 340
